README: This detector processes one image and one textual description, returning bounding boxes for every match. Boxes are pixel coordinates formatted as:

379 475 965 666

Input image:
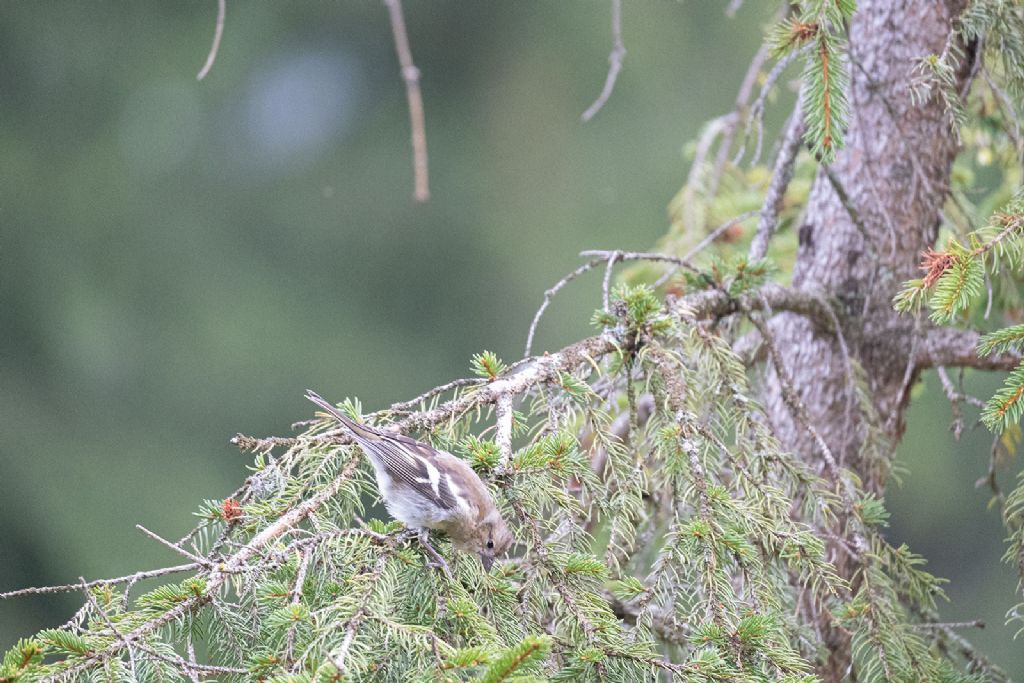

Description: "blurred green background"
1 1 1020 674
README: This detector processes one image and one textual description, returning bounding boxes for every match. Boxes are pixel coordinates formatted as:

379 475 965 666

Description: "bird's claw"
416 528 453 579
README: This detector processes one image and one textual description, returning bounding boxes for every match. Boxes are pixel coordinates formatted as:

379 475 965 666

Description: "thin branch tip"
580 0 625 122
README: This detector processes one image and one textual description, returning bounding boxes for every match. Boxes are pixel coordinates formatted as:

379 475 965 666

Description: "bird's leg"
417 528 453 578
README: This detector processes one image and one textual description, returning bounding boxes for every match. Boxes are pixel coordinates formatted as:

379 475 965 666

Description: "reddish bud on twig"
920 248 955 288
221 498 243 524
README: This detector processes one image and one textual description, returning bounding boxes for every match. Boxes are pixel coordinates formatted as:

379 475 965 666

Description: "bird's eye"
486 540 494 549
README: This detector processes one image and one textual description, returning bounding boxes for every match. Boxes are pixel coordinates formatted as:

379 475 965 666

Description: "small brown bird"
306 390 512 572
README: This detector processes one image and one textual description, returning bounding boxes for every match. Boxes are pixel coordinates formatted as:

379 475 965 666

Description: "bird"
305 390 512 573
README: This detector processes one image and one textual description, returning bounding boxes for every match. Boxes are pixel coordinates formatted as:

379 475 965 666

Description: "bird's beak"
480 554 494 571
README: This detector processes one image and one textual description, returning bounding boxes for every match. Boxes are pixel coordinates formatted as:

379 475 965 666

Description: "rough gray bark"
764 0 970 481
758 1 971 679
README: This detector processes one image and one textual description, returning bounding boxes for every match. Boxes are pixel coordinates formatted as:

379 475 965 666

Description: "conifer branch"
77 576 140 681
36 454 362 681
328 549 392 673
743 304 854 507
135 524 211 567
495 394 514 468
8 270 1015 682
0 564 202 601
646 346 730 628
652 211 759 289
749 99 806 262
263 282 839 449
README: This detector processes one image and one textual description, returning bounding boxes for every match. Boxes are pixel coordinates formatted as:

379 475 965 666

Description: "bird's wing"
358 433 461 511
307 389 461 510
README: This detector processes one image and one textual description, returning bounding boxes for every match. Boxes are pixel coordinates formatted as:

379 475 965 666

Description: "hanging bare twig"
384 0 430 202
935 365 985 439
708 44 769 198
196 0 226 81
581 0 626 122
733 45 806 167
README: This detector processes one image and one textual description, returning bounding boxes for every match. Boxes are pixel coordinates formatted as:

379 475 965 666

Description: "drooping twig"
384 0 429 201
806 290 858 453
646 346 729 626
748 98 805 262
708 43 769 198
741 302 856 510
982 66 1023 159
976 432 1008 512
887 316 922 433
581 0 625 122
732 33 807 168
936 365 985 409
819 163 874 247
186 639 201 683
524 257 605 357
196 0 226 81
508 496 604 674
676 114 732 233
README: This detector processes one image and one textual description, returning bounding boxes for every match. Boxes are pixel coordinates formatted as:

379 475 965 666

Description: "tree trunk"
759 1 970 679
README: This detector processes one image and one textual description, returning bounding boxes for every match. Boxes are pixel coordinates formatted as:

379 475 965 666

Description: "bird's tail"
305 389 382 441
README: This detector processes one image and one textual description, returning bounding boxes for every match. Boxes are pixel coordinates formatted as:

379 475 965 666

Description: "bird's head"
453 508 512 571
